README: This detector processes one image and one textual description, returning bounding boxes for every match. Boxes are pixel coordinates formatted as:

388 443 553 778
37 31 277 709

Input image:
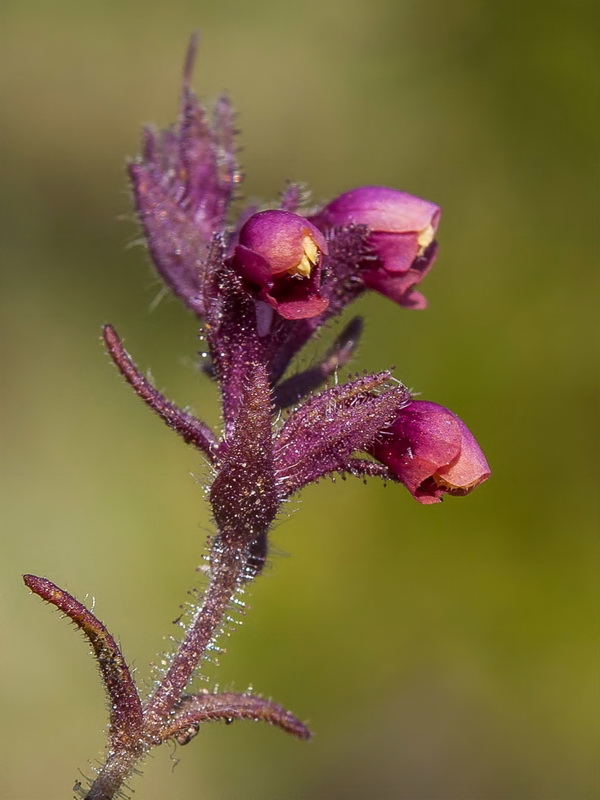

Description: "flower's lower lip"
433 473 484 491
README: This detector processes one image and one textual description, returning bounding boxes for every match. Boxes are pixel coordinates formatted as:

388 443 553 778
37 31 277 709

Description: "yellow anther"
433 472 480 491
289 234 319 278
417 224 435 256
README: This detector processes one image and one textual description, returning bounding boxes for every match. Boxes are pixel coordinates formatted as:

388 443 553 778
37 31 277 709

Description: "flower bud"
232 210 329 320
310 186 440 308
369 400 490 503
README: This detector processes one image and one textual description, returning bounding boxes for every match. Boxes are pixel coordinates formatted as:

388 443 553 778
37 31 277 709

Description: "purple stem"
142 539 249 734
84 538 250 798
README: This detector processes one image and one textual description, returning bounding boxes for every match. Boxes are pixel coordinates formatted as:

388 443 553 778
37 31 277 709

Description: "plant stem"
84 750 142 800
143 539 248 734
84 539 249 800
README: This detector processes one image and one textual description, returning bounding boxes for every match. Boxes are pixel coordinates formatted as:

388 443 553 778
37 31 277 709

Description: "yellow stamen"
433 472 480 491
417 224 435 256
289 234 319 278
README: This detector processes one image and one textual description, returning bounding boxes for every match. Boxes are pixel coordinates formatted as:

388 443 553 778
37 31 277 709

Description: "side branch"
162 691 311 743
103 324 218 462
23 575 143 750
273 316 363 409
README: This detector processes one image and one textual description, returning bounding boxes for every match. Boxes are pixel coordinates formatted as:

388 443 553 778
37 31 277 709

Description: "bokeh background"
1 1 598 798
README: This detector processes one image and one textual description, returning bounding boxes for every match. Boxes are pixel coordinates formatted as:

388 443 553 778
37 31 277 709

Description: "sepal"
274 371 411 495
203 237 270 430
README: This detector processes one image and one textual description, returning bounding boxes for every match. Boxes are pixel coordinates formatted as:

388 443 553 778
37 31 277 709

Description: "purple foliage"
24 34 489 800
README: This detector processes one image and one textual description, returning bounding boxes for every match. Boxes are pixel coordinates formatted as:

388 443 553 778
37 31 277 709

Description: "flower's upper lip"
317 185 441 235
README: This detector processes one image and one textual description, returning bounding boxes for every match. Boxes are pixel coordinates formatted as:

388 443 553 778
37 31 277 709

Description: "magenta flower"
232 210 329 320
310 185 440 308
369 400 490 504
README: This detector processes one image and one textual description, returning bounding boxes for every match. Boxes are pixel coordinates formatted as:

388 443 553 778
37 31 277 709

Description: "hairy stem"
85 538 249 799
143 540 248 731
83 751 142 800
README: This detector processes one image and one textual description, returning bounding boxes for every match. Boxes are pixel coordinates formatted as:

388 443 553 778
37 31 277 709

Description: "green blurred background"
1 1 597 798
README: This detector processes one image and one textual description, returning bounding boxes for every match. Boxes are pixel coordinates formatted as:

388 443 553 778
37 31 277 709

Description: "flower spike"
24 37 490 800
129 35 239 316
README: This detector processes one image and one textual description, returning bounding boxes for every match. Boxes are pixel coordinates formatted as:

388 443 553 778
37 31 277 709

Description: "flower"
310 185 440 308
369 400 490 503
232 210 329 320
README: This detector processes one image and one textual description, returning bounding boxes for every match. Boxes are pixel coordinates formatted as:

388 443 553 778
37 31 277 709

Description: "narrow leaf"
103 324 218 462
161 691 311 744
23 575 143 751
273 317 363 408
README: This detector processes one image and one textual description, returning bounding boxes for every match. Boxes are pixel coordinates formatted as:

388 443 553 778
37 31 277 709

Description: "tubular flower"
310 185 440 308
369 400 490 504
231 210 329 320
